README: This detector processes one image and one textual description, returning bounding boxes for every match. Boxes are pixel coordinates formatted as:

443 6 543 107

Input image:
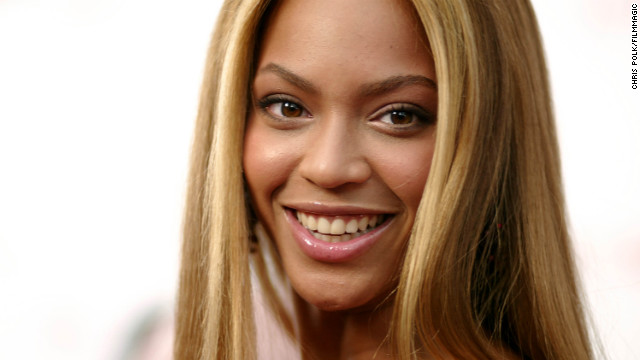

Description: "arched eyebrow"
359 75 437 97
259 63 318 94
258 63 437 96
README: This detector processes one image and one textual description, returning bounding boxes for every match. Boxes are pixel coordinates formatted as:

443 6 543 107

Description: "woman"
175 0 594 358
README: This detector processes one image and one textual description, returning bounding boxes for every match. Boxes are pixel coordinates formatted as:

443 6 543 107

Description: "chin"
290 274 395 313
310 299 352 312
304 295 370 312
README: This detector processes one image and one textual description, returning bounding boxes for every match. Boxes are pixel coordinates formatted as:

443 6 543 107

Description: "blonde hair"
175 0 594 359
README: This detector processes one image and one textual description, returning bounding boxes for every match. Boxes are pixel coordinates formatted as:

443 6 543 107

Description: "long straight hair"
392 1 593 358
175 0 594 359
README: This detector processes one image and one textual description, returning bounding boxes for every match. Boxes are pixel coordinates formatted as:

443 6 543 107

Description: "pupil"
282 102 302 117
391 111 411 124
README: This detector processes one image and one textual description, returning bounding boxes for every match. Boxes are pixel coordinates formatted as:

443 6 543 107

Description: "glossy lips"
286 208 393 263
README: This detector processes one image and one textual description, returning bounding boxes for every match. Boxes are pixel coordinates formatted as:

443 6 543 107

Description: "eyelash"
256 95 434 129
375 104 434 128
256 95 310 121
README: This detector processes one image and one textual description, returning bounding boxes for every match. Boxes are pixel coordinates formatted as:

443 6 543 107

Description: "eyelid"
370 103 435 127
256 94 311 120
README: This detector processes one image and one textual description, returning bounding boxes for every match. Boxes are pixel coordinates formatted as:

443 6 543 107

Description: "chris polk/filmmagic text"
633 4 638 89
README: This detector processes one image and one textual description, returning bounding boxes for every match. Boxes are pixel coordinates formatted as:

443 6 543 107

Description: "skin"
243 0 437 358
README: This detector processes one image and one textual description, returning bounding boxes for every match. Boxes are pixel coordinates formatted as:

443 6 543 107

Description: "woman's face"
244 0 437 311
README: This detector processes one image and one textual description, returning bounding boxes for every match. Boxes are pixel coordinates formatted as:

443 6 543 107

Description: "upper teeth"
295 211 384 235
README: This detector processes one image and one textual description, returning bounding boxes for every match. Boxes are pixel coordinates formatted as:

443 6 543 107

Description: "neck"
295 294 395 360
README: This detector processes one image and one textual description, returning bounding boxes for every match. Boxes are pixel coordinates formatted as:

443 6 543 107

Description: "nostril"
300 160 372 189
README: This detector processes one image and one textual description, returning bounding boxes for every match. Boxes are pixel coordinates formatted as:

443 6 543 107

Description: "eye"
258 95 310 120
380 109 415 125
374 104 434 128
269 101 303 117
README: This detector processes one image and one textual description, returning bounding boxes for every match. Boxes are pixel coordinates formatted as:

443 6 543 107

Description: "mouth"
293 210 391 243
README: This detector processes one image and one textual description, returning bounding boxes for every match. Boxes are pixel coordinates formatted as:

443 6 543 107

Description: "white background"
0 0 638 359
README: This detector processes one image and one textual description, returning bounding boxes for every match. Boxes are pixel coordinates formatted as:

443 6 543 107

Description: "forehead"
255 0 434 85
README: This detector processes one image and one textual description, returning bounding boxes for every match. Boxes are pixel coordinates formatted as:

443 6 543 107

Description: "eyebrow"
259 63 318 94
257 62 437 96
359 75 437 97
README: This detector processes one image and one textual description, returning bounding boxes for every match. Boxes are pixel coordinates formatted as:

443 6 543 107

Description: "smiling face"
243 0 437 311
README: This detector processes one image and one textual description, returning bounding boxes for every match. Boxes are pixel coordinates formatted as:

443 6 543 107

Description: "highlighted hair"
175 0 595 359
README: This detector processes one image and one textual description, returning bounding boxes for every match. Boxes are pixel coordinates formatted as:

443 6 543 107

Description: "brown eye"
262 99 308 119
281 101 303 117
373 104 433 131
388 110 412 124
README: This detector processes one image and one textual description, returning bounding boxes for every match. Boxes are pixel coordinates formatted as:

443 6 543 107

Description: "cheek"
371 138 435 213
243 117 296 209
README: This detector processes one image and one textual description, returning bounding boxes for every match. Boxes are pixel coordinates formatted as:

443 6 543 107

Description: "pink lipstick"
285 208 393 263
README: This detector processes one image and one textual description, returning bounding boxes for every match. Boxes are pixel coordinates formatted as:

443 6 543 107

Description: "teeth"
345 219 358 233
330 219 345 235
317 217 331 234
358 217 368 231
295 210 388 243
307 215 317 230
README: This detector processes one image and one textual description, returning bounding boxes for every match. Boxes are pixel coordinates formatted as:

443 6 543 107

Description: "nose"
298 116 372 189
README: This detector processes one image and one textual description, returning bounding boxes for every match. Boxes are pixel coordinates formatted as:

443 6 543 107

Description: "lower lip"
285 209 393 263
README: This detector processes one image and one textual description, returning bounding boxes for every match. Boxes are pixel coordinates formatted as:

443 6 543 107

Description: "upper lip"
284 202 396 216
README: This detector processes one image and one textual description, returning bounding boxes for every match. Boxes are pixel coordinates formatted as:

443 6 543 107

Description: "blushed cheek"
377 142 435 214
243 118 294 211
402 161 432 213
